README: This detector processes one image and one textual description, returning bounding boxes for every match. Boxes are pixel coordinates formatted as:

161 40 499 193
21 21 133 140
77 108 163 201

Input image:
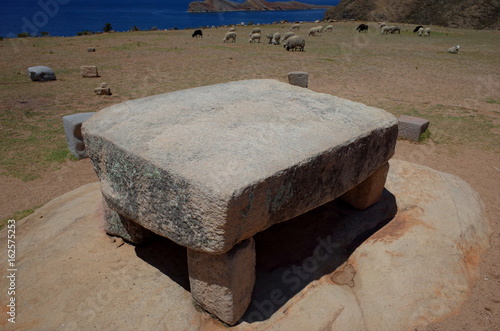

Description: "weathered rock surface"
82 79 398 254
0 159 491 330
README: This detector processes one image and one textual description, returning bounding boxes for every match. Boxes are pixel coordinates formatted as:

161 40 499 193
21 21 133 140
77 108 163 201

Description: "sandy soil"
0 22 498 330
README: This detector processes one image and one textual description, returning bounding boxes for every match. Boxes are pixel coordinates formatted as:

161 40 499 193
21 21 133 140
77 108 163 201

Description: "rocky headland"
188 0 333 13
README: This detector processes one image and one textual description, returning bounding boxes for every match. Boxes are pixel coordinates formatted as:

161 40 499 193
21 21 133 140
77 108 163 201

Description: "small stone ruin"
94 82 111 95
82 79 398 325
80 65 99 78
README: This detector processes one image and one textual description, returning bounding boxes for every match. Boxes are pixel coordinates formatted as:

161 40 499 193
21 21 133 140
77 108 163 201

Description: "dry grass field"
0 21 498 330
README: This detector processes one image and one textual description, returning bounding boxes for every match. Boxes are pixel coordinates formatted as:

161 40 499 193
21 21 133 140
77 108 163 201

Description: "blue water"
0 0 339 38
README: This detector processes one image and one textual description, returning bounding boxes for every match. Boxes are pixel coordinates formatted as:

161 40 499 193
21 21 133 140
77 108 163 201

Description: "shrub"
40 31 50 37
103 23 113 33
17 32 31 38
131 25 140 31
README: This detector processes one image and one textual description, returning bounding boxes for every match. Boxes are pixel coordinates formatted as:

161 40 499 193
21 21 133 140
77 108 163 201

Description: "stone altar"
82 79 398 324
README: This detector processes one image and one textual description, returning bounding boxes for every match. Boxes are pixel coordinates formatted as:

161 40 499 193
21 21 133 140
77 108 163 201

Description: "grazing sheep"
272 32 281 45
418 27 424 36
325 25 333 32
379 22 387 29
291 24 301 31
413 25 424 33
308 26 323 36
381 26 393 34
391 26 401 34
448 45 461 54
266 33 274 44
283 35 305 51
192 29 203 38
356 24 368 32
249 33 261 43
223 32 236 43
228 27 236 32
282 31 295 42
423 27 431 37
249 28 261 36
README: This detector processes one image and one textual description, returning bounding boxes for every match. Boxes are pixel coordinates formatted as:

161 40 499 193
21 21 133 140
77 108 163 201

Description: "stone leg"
187 238 256 325
341 162 390 210
102 198 153 244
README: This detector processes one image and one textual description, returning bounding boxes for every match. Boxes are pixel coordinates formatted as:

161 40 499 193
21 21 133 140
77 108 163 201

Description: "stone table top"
83 79 398 253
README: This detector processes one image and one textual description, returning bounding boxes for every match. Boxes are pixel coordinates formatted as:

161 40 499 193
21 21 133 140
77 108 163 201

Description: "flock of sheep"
220 23 336 52
222 24 308 51
195 21 461 54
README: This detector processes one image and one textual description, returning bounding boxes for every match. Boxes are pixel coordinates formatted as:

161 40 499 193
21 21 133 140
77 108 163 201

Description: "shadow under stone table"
82 79 398 325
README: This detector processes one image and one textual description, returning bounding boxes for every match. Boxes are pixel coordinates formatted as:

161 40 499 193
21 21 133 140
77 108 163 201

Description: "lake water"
0 0 339 38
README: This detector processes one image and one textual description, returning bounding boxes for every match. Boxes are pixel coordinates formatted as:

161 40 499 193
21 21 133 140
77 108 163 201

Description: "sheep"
249 28 261 36
381 26 394 34
423 27 431 37
308 26 323 36
248 33 261 43
413 25 424 33
266 33 274 44
379 22 387 29
228 27 236 32
282 31 295 42
356 24 368 32
283 35 305 51
448 45 461 54
390 26 401 34
418 27 424 36
325 25 334 32
223 32 236 43
272 32 281 45
192 29 203 38
291 24 301 31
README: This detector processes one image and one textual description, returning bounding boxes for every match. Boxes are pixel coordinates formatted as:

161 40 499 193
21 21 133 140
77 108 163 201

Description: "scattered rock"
287 71 309 88
27 65 56 81
94 82 111 95
80 65 99 78
397 115 430 141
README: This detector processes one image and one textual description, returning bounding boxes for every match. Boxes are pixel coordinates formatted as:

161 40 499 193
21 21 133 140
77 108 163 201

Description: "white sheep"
381 26 394 34
325 25 333 32
283 35 305 51
223 32 236 43
248 33 261 43
282 31 295 42
423 27 431 37
272 32 281 45
379 22 387 29
291 24 301 31
448 45 461 54
228 27 236 32
418 27 424 36
249 28 261 36
308 26 323 36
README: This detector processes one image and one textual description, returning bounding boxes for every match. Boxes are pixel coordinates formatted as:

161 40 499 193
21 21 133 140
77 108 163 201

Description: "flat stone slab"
83 79 398 254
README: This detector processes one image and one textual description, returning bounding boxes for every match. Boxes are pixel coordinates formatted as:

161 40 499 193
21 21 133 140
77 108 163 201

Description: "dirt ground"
0 22 498 330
